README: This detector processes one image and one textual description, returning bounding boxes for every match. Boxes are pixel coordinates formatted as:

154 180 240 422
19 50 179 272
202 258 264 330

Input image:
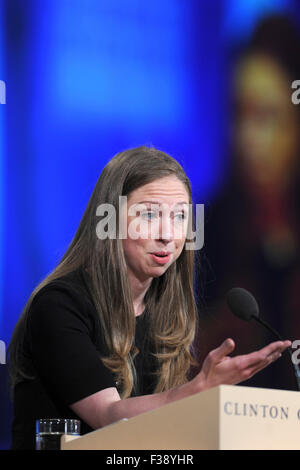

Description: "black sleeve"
28 284 117 406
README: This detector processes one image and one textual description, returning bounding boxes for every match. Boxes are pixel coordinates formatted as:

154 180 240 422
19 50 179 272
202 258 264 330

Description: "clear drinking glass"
36 418 81 450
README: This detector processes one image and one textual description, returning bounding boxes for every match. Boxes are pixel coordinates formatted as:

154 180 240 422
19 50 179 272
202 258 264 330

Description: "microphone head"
226 287 259 322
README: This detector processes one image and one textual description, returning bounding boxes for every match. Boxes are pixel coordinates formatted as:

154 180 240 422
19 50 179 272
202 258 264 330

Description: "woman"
8 146 290 449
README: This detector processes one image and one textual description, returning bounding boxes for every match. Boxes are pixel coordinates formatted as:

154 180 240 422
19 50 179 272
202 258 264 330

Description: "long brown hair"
9 146 199 398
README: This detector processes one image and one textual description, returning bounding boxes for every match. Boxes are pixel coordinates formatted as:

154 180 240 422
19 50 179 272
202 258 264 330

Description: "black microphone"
226 287 300 391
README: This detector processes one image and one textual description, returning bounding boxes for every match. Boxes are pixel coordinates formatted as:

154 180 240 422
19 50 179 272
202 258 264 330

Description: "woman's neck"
127 270 152 317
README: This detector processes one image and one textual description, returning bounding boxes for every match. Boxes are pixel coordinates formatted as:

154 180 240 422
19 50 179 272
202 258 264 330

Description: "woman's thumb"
214 338 235 361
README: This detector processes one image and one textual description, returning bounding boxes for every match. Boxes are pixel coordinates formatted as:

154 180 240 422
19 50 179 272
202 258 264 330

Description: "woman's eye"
140 211 186 221
141 211 157 220
174 212 186 221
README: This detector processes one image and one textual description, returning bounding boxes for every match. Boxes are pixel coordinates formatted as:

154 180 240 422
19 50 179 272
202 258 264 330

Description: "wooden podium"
61 385 300 450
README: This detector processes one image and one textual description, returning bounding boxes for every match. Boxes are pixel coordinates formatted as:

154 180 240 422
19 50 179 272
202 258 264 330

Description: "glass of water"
36 419 81 450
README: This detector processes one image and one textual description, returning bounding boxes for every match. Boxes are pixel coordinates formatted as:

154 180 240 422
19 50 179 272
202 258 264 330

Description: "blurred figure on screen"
200 14 300 391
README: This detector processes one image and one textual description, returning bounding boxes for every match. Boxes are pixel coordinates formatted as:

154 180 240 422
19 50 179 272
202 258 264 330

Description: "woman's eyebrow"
136 200 189 206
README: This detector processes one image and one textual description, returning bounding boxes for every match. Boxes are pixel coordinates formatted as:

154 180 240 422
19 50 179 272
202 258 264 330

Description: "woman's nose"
158 215 173 242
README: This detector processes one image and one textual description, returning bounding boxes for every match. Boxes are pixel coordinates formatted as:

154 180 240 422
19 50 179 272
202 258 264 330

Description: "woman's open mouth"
150 252 171 265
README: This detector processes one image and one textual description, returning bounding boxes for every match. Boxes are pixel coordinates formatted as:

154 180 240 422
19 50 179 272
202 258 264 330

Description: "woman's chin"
148 265 169 278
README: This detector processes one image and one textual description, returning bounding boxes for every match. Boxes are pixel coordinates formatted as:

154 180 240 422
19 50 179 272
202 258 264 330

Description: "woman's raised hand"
192 338 292 392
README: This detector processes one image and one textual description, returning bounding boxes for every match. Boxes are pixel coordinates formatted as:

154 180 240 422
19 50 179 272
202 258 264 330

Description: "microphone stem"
253 315 300 392
254 316 283 341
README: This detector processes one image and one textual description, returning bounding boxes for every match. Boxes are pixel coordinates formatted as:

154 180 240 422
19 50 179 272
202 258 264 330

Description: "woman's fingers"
259 340 291 359
236 340 292 379
249 340 291 366
248 351 283 378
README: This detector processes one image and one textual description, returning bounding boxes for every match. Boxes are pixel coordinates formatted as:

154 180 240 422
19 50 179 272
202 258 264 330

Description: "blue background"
1 0 300 450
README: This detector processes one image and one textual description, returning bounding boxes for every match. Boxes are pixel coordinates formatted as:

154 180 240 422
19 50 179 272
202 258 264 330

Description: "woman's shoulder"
28 267 97 330
32 267 93 306
22 268 106 367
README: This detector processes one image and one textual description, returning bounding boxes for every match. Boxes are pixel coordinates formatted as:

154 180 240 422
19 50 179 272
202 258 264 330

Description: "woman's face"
233 54 299 188
122 175 190 283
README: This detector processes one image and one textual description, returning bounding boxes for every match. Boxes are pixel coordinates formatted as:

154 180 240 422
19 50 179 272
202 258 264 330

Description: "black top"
11 268 157 450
